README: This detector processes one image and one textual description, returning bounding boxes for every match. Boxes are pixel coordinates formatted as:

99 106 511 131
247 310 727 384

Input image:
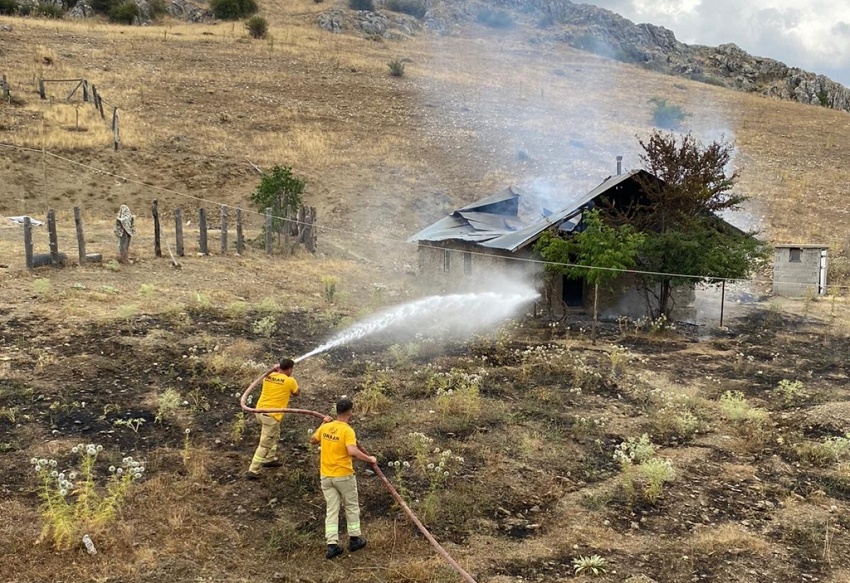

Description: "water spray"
239 369 478 583
294 288 538 363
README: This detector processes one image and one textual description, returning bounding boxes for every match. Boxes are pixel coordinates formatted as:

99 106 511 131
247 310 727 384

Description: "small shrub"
231 413 246 443
798 434 850 466
384 0 426 18
348 0 374 11
155 388 182 423
138 283 157 299
245 14 268 39
34 2 64 17
31 445 145 549
648 97 688 130
573 555 607 576
638 457 675 503
105 259 121 272
252 316 277 337
357 374 391 414
149 0 167 17
613 433 656 466
475 7 514 29
388 59 406 77
90 0 116 14
210 0 257 20
0 0 18 15
775 379 807 407
719 390 768 423
108 1 140 24
321 275 338 303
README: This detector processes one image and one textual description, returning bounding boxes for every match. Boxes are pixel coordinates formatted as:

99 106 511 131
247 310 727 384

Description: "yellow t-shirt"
256 372 299 421
312 420 356 477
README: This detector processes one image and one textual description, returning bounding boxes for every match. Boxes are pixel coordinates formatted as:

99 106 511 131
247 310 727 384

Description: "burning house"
409 167 738 320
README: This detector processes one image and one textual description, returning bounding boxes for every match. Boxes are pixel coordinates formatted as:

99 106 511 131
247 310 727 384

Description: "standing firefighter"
310 397 376 559
246 358 299 480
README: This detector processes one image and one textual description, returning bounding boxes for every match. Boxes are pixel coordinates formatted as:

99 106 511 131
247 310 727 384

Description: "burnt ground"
1 297 850 582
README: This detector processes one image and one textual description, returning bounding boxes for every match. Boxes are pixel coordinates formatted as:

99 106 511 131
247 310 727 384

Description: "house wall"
416 245 541 294
418 245 709 322
773 246 827 297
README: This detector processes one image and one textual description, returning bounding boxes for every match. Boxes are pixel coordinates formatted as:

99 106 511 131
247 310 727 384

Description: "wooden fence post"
82 80 89 102
220 205 228 255
112 107 119 151
175 208 184 257
90 84 98 110
38 77 45 99
152 199 162 257
307 206 317 253
236 208 244 255
265 207 272 255
73 207 86 265
199 208 208 255
2 74 9 100
47 209 59 264
118 230 130 263
23 216 34 271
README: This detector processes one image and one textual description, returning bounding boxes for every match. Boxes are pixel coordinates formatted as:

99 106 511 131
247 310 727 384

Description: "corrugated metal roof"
409 170 650 251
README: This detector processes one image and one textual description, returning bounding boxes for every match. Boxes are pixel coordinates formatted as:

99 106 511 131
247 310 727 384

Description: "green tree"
250 165 305 242
617 131 768 317
535 209 644 342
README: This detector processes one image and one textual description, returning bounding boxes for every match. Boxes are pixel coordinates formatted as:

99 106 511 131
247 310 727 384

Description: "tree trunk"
658 279 671 320
592 282 599 345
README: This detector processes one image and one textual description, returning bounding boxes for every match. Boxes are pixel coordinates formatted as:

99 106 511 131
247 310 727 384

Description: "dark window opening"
463 252 472 275
789 248 802 263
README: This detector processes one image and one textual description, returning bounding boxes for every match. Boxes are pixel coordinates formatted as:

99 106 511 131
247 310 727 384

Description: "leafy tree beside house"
614 130 769 318
535 209 644 342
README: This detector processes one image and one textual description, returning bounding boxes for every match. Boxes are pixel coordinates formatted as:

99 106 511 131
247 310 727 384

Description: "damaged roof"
408 170 648 252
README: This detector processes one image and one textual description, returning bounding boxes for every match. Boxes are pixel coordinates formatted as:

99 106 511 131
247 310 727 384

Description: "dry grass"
688 523 771 556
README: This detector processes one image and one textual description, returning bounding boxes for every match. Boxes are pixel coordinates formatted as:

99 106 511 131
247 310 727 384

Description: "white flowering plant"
31 443 145 549
388 433 466 522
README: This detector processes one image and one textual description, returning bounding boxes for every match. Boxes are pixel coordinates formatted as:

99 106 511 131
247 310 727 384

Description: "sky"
586 0 850 86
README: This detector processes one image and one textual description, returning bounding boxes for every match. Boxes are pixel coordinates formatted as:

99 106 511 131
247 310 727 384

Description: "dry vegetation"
2 2 850 583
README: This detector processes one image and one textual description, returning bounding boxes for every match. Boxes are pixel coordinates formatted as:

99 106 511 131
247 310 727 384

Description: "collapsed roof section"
409 170 648 252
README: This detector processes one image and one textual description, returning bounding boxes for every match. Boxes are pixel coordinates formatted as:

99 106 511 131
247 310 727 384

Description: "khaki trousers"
321 474 361 545
248 413 280 473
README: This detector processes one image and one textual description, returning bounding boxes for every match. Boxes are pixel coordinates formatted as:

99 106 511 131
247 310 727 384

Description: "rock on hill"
424 0 850 112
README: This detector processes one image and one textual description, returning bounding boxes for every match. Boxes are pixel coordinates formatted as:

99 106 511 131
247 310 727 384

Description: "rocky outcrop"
68 1 93 18
423 0 850 113
317 8 419 40
539 0 850 112
165 0 211 23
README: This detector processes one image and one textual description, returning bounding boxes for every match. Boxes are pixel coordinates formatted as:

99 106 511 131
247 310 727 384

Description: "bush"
384 0 426 18
475 7 514 29
90 0 116 14
348 0 373 10
245 14 268 38
108 1 139 23
0 0 17 14
149 0 167 17
388 59 405 77
210 0 257 20
649 97 689 130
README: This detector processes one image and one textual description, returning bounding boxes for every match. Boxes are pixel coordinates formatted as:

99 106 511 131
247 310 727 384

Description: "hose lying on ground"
239 368 478 583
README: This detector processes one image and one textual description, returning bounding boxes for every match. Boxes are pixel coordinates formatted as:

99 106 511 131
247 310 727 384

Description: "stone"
68 1 93 17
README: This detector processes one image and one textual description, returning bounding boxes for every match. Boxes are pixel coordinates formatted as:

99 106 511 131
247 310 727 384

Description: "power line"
1 141 845 291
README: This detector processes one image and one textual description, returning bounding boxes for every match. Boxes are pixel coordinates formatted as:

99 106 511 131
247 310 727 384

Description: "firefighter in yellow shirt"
246 358 299 480
310 397 377 559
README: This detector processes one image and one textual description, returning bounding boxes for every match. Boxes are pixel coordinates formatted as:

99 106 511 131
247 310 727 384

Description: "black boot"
349 536 367 552
326 544 344 559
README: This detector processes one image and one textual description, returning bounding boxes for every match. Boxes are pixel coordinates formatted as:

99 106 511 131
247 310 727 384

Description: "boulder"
68 1 93 18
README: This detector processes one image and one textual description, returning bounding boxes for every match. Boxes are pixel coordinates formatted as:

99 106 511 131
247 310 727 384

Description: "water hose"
239 368 478 583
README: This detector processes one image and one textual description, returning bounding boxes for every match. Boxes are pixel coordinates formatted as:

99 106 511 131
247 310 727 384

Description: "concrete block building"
773 245 828 297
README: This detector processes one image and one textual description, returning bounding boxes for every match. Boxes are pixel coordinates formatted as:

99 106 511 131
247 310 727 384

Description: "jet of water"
294 288 539 363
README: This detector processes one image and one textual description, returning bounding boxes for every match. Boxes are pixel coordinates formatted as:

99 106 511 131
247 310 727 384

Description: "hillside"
1 4 850 583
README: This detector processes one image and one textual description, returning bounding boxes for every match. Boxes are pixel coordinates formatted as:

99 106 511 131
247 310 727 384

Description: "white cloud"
586 0 850 84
